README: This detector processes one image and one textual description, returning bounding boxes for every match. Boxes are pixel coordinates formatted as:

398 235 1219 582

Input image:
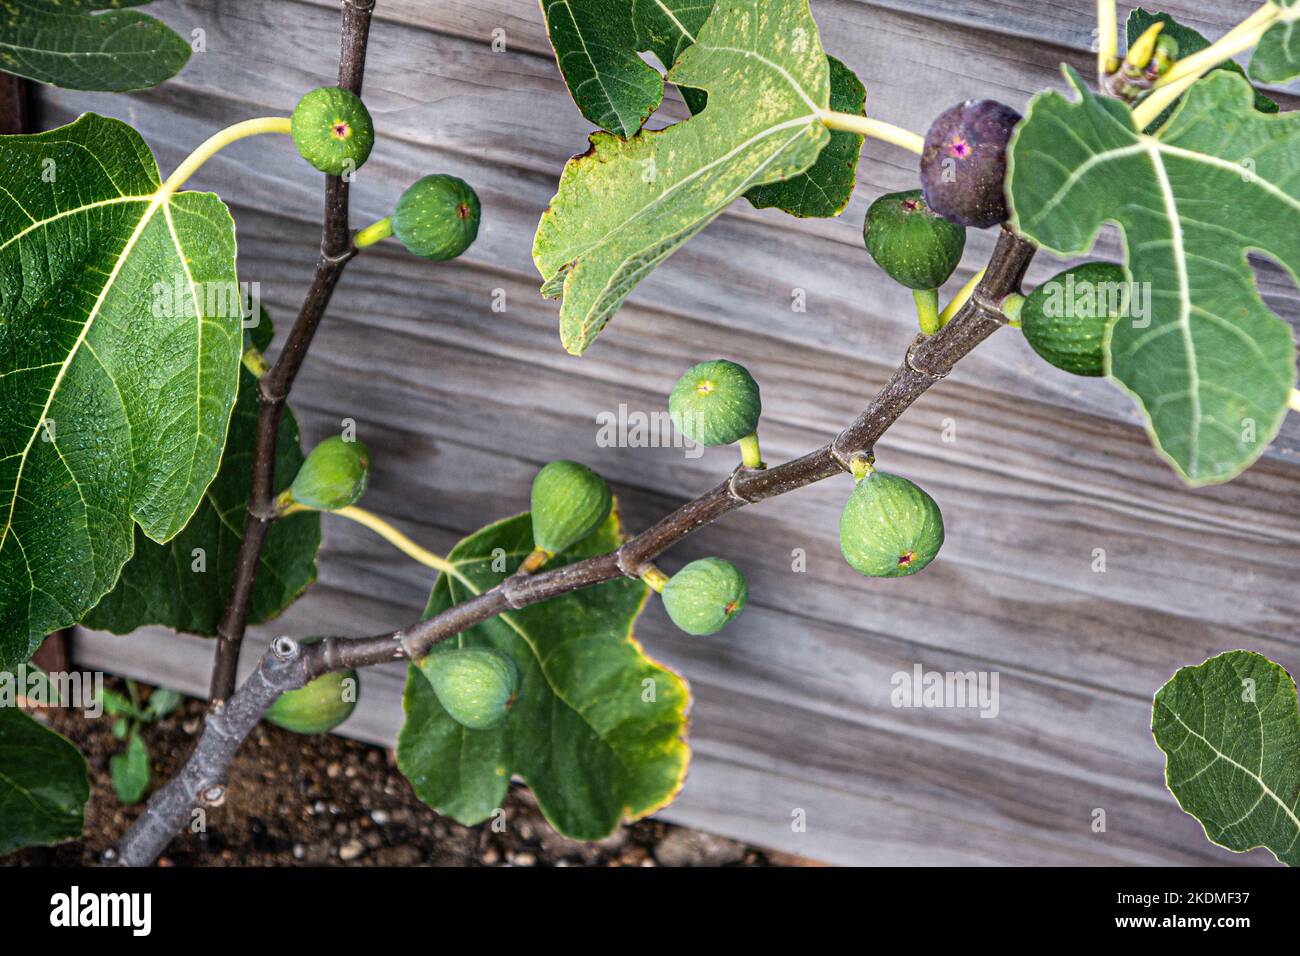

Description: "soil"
7 682 814 867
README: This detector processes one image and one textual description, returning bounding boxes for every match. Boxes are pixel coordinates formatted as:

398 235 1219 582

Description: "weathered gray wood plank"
42 0 1300 865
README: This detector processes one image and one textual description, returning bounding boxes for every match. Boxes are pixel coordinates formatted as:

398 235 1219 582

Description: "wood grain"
41 0 1300 865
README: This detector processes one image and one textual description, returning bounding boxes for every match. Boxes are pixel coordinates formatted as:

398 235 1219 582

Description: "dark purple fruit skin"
920 100 1022 229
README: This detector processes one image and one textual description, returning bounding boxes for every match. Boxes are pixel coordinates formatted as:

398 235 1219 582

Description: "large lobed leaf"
534 0 832 354
397 508 690 841
83 313 320 636
1250 0 1300 84
0 113 243 668
0 1 190 91
541 0 864 219
1153 650 1300 866
1008 67 1298 486
0 706 89 855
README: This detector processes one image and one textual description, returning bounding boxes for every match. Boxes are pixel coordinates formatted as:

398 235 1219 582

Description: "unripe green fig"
839 471 944 577
669 360 761 447
291 436 371 511
919 100 1022 228
291 87 374 175
266 667 359 735
419 647 519 730
393 175 481 261
530 460 612 555
863 190 966 290
661 558 748 635
1020 262 1126 377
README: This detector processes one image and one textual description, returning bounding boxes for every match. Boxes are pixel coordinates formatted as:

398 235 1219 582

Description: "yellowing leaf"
533 0 832 354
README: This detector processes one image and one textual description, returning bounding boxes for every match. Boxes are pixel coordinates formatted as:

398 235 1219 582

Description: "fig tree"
419 646 519 730
839 470 944 577
290 436 371 511
920 99 1022 228
668 360 761 448
863 190 966 291
1019 262 1127 377
661 557 748 635
291 86 374 175
393 175 481 261
529 460 612 556
266 667 359 735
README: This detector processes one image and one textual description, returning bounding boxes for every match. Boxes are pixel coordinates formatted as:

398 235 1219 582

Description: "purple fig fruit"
919 100 1022 228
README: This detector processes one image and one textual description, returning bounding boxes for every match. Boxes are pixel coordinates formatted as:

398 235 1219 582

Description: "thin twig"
208 0 376 703
115 227 1036 866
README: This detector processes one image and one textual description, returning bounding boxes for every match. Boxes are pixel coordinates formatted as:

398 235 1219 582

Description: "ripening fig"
919 100 1022 228
290 436 371 511
530 460 612 557
863 190 966 291
839 470 944 577
393 174 481 261
291 87 374 175
669 360 761 452
1019 262 1126 377
266 667 359 735
419 646 519 730
661 557 748 635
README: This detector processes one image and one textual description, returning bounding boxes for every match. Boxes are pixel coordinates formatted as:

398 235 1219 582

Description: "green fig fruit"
863 190 966 290
266 667 359 735
1020 262 1127 377
839 471 944 577
291 86 374 175
668 360 761 447
393 174 481 261
662 557 748 635
419 646 519 730
530 460 612 556
291 436 371 511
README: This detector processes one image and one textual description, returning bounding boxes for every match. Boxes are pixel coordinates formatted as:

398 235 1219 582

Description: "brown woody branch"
115 226 1036 866
208 0 376 703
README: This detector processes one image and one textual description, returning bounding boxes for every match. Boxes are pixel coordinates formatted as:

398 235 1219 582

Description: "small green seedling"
99 681 183 805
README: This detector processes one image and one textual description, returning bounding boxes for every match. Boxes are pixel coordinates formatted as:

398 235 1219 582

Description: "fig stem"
1289 390 1300 414
325 505 458 575
1126 22 1165 72
520 548 551 574
818 110 924 155
913 288 941 336
159 117 292 198
640 566 670 593
1096 0 1119 79
355 216 393 248
738 432 763 469
1135 3 1281 128
938 267 986 328
849 455 874 481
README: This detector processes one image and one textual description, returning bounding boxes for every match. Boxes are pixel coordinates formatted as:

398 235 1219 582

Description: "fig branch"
208 0 376 705
114 226 1036 866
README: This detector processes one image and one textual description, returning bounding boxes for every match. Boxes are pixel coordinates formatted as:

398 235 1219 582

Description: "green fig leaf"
0 113 244 669
83 313 320 637
745 54 865 218
1249 1 1300 84
397 508 690 840
533 0 832 354
1008 67 1298 486
0 707 89 854
0 0 190 92
1153 650 1300 866
1126 8 1277 134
